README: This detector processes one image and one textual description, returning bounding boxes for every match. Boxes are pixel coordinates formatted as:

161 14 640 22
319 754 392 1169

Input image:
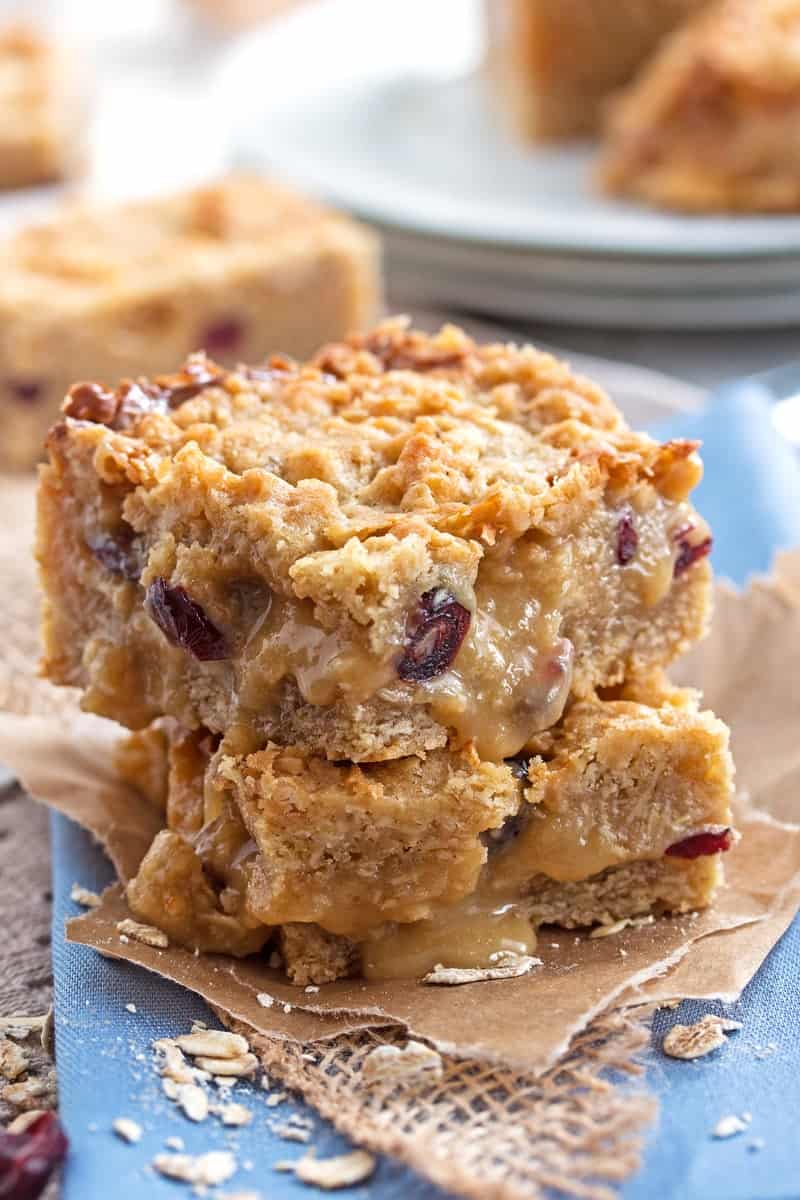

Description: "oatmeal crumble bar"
485 0 707 141
39 319 712 765
121 677 734 982
2 174 379 468
600 0 800 212
0 25 84 191
39 319 733 982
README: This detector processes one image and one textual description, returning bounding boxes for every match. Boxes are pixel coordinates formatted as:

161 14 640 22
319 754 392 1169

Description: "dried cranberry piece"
145 577 229 661
86 528 141 581
665 828 733 859
674 534 713 576
7 379 43 405
63 381 117 424
397 588 471 682
201 318 244 358
616 510 639 565
0 1111 68 1200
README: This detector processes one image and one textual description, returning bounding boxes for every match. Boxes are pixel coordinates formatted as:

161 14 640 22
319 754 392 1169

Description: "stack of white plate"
217 0 800 331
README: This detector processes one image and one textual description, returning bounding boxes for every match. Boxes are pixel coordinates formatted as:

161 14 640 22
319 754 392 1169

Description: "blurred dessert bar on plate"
485 0 708 140
0 24 84 189
0 174 380 468
38 319 735 983
600 0 800 211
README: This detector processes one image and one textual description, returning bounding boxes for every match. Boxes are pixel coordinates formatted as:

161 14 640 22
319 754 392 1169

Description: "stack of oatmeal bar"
37 318 734 985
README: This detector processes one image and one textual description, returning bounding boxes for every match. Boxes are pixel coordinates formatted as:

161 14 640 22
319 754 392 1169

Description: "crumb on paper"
663 1015 742 1061
177 1082 209 1123
125 1003 137 1014
362 1040 443 1089
152 1149 237 1187
116 918 169 949
589 915 655 939
70 882 101 908
276 1149 377 1189
175 1031 249 1060
0 1039 29 1081
256 993 274 1009
304 986 320 995
165 1136 185 1151
423 952 541 986
712 1114 751 1139
112 1117 143 1144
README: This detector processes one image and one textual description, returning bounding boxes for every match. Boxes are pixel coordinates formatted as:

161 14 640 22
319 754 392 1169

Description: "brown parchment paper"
0 534 799 1074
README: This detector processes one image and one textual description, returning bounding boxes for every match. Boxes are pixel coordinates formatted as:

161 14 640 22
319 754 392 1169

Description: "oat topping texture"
1 173 379 469
600 0 800 212
37 319 735 983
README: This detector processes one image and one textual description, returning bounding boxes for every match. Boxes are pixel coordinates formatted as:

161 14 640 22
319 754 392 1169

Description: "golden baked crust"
486 0 707 140
1 174 379 467
600 0 800 211
39 319 713 764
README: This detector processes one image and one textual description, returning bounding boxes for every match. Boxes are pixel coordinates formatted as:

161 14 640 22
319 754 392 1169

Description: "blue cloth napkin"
50 378 800 1199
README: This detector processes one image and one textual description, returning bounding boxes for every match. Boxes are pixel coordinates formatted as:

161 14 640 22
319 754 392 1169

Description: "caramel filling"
361 895 538 981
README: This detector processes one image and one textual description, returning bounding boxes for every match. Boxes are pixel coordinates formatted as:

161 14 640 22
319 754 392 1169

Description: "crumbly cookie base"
280 855 722 985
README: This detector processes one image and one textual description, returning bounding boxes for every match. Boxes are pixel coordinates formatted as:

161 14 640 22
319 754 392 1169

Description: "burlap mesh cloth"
0 475 658 1197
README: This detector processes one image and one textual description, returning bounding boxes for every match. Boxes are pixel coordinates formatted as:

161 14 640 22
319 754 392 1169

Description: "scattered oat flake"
271 1123 311 1144
118 934 130 944
178 1082 209 1122
116 918 169 948
362 1040 443 1088
283 1004 292 1014
152 1150 238 1187
304 986 320 994
423 952 541 986
175 1031 249 1059
663 1015 742 1061
165 1135 185 1151
266 1091 287 1107
713 1114 750 1139
0 1039 29 1081
113 1117 143 1144
155 1040 196 1084
6 1110 46 1134
280 1149 377 1190
70 882 101 908
256 993 274 1009
194 1054 258 1077
217 1102 252 1127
